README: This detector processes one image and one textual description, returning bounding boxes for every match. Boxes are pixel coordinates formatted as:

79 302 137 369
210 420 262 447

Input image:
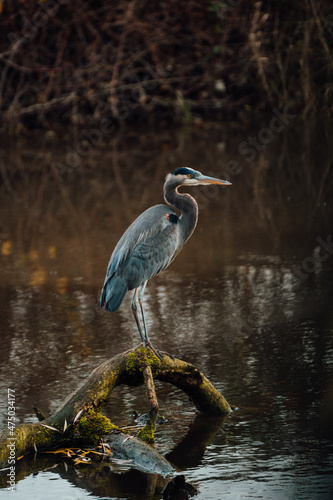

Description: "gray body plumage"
100 204 181 312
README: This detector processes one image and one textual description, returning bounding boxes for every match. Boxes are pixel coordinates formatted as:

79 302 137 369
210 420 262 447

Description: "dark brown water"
0 122 333 499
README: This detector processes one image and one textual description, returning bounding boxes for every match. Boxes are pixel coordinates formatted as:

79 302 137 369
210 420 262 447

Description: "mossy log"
0 346 231 468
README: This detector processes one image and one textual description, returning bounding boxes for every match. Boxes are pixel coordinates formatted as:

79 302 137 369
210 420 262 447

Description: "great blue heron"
100 167 231 358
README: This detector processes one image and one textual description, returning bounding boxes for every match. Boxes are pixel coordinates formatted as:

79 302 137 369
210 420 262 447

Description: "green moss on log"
156 357 232 415
78 410 119 445
137 422 156 444
126 346 161 377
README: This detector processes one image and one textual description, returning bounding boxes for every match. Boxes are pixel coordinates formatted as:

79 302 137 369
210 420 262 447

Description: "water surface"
0 123 332 499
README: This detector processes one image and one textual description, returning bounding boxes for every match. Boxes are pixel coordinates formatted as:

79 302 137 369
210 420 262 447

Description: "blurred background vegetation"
0 0 332 134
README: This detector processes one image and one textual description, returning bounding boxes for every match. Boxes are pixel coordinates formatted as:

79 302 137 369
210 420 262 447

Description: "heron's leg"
138 282 163 361
138 281 149 343
131 288 145 344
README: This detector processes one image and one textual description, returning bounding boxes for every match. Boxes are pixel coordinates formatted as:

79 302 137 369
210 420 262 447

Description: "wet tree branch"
0 346 231 467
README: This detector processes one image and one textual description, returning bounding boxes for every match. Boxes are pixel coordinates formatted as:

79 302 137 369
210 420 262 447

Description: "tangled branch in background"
0 0 332 133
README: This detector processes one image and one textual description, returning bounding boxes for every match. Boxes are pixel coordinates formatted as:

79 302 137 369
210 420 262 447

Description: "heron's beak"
196 174 232 186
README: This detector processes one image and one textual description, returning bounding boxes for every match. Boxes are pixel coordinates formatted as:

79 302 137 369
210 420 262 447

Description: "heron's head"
168 167 231 187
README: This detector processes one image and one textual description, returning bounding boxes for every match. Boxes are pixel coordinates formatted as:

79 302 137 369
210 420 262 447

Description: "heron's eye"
187 174 193 178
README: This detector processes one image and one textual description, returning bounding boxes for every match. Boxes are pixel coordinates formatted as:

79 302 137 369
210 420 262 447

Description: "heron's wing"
122 221 179 290
105 204 177 278
100 205 179 309
100 205 180 311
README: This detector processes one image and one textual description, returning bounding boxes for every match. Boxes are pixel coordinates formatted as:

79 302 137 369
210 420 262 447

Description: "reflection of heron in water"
100 167 231 358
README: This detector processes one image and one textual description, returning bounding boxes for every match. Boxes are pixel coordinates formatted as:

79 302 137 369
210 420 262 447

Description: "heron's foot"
160 350 175 359
145 341 164 361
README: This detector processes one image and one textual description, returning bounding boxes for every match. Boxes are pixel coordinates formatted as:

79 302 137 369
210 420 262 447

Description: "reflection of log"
0 346 231 468
166 413 228 469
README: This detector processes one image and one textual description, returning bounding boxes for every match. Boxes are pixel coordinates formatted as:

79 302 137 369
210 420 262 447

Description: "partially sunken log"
0 346 231 468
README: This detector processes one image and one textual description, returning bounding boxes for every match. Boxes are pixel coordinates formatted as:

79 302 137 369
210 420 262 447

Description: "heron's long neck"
164 182 198 245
